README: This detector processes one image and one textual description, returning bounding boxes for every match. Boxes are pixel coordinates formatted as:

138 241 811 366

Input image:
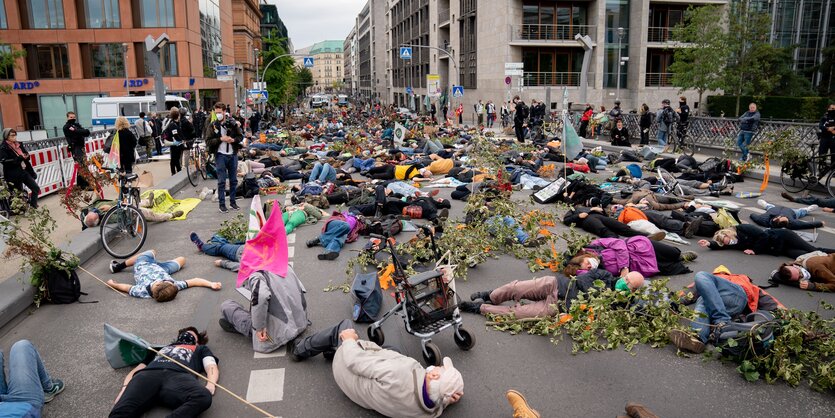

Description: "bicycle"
185 139 209 187
780 146 835 197
670 122 695 156
100 169 147 258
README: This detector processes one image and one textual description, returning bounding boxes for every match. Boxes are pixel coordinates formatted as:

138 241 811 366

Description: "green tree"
0 44 26 94
670 5 727 115
813 45 834 98
764 47 815 97
723 0 779 115
260 34 296 107
295 67 313 98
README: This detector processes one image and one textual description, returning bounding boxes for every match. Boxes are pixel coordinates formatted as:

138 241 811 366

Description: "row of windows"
1 43 178 80
1 0 175 29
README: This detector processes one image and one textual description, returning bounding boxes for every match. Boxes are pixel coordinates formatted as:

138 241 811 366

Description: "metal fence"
523 72 594 87
511 24 596 43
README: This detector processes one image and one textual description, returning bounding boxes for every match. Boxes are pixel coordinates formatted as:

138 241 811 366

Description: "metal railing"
511 24 595 43
522 72 593 87
647 26 675 43
569 113 819 151
645 72 674 87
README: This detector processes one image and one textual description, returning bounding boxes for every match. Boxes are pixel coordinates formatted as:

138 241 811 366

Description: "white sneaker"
198 187 212 200
807 204 820 213
757 199 768 209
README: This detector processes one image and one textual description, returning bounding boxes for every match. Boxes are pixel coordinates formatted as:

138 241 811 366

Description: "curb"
0 170 192 330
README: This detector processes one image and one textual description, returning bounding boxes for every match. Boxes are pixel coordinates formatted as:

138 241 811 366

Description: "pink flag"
236 200 289 286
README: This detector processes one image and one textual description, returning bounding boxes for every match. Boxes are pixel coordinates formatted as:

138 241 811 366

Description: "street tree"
260 33 296 108
295 67 313 98
0 44 26 94
670 5 726 115
723 0 778 115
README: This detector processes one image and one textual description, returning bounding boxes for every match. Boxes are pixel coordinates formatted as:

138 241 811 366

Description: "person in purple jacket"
582 236 694 277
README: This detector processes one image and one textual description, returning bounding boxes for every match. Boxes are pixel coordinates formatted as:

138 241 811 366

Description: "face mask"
175 331 197 346
615 277 630 292
587 258 600 270
828 110 835 118
728 239 738 246
216 113 224 121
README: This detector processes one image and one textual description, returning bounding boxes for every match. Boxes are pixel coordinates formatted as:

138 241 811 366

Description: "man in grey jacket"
736 102 761 161
218 268 309 353
288 321 464 418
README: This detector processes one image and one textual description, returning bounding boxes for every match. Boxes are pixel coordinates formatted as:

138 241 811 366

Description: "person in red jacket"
578 105 594 138
669 266 784 353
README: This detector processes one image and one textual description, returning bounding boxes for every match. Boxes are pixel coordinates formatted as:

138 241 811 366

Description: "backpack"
351 272 383 323
620 149 643 162
402 205 423 219
363 215 403 236
625 163 643 179
44 267 94 304
716 311 777 359
662 108 675 126
699 157 731 175
241 173 260 198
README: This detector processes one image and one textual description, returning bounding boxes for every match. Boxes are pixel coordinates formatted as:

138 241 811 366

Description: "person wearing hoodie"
749 199 822 230
736 102 761 161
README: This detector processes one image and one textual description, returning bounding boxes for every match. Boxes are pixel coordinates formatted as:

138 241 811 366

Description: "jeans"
386 181 420 198
109 369 212 418
656 130 669 146
136 250 181 275
488 216 529 243
216 152 238 208
421 138 444 155
0 340 54 409
320 220 350 253
352 158 376 172
762 203 807 218
310 162 337 183
291 319 353 360
795 196 835 209
691 272 748 343
201 235 243 261
737 131 754 161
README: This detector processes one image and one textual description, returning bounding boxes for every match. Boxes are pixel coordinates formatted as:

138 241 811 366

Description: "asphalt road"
1 165 834 418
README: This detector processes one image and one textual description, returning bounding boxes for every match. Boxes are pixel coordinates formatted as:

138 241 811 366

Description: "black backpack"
662 108 675 126
716 311 777 359
44 267 95 304
362 215 403 237
241 173 260 198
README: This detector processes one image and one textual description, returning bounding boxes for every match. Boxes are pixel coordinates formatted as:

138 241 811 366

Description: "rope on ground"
76 266 128 297
144 345 277 418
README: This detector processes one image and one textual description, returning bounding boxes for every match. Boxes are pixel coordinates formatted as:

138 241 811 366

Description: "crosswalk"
242 180 301 407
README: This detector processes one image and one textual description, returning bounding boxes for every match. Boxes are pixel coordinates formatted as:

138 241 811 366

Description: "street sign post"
452 85 464 98
216 64 235 81
504 69 524 76
303 57 314 68
505 76 512 85
399 47 412 60
504 62 524 70
247 89 268 104
406 86 413 95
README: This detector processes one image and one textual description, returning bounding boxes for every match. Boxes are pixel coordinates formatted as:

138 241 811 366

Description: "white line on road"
287 234 296 244
246 368 285 403
254 350 285 358
288 246 295 259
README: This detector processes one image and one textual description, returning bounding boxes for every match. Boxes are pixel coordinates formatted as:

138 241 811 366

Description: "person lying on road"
750 199 823 230
0 340 65 417
106 250 221 302
81 191 184 230
698 224 835 259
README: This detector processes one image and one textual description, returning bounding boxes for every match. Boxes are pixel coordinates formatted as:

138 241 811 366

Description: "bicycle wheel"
680 134 695 157
198 151 207 180
780 160 813 193
185 150 198 187
825 170 835 198
100 205 147 258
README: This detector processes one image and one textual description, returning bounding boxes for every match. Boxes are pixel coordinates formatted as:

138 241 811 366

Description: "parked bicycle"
185 139 209 187
670 122 695 156
100 168 147 258
780 146 835 197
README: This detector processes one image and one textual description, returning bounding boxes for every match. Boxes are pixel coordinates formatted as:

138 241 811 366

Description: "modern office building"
0 0 237 133
354 0 388 102
295 41 343 93
349 0 832 119
344 26 358 95
232 0 262 106
260 2 292 52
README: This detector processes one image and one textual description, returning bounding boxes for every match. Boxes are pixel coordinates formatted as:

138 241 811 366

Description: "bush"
706 96 829 121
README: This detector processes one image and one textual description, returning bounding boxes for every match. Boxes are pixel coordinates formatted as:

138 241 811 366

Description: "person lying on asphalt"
0 340 65 417
106 250 221 302
81 191 184 230
771 251 835 292
698 224 835 259
750 199 823 230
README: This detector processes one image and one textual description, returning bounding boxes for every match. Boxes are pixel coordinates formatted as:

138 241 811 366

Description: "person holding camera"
204 102 243 213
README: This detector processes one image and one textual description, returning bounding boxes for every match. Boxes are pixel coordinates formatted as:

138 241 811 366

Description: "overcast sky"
272 0 367 51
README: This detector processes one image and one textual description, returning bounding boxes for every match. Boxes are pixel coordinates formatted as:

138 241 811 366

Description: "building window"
0 45 14 79
82 0 121 28
25 44 70 79
39 94 102 133
21 0 66 29
90 44 125 78
459 0 478 89
135 0 174 28
0 2 7 29
200 0 223 77
522 47 584 86
603 0 629 88
645 50 674 87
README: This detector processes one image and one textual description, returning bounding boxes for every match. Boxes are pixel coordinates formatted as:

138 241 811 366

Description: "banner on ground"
139 189 200 220
393 123 407 147
104 323 162 369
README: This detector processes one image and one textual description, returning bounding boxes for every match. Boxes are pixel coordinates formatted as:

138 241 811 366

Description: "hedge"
706 95 830 121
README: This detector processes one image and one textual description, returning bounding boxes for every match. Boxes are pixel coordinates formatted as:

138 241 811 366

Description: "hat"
2 128 13 141
713 265 731 275
434 357 464 403
614 100 621 105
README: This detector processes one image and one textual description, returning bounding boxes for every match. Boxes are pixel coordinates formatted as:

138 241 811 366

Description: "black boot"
306 238 321 248
470 291 493 304
458 301 482 314
318 251 339 260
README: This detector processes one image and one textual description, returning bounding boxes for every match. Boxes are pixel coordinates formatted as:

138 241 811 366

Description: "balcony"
645 72 674 87
511 24 595 46
522 72 594 87
647 27 676 44
439 7 450 27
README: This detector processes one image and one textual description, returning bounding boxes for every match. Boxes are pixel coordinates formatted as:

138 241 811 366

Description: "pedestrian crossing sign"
303 57 314 68
452 85 464 98
400 47 412 60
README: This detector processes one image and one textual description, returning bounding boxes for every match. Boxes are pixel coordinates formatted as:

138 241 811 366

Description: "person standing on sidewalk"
513 96 529 143
500 102 510 128
135 112 154 160
63 111 91 188
655 99 678 151
639 104 652 145
675 96 691 143
736 102 761 162
204 103 243 213
486 100 496 128
475 100 485 126
818 103 835 164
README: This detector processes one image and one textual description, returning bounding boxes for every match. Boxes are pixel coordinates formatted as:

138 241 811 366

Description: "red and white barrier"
25 131 111 197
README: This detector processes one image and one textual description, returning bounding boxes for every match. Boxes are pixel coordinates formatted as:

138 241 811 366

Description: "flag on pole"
393 122 407 147
104 323 159 369
246 195 266 241
237 200 289 286
563 113 584 161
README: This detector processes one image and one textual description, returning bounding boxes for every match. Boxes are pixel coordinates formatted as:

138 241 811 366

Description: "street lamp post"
122 43 130 97
615 27 625 103
253 48 260 114
399 43 459 123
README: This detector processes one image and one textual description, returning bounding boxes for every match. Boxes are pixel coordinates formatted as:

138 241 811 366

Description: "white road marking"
288 246 295 259
246 368 285 403
287 234 296 244
254 350 285 358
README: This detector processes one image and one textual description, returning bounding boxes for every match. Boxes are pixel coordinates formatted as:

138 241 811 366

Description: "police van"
91 96 191 126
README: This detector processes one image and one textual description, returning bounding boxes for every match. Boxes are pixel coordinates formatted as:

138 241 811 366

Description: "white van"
91 96 191 126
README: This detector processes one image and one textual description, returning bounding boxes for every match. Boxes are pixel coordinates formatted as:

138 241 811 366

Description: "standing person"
0 129 40 208
151 112 164 157
192 109 206 141
675 96 691 142
442 103 449 124
0 340 66 417
204 103 243 213
430 102 437 123
474 100 485 126
114 116 137 173
134 112 154 160
655 99 677 151
608 100 623 131
501 101 510 128
817 103 835 164
639 104 652 145
578 104 593 138
248 109 261 134
486 100 496 128
736 102 761 161
163 108 187 175
109 327 219 418
513 96 529 143
455 103 464 125
63 111 91 188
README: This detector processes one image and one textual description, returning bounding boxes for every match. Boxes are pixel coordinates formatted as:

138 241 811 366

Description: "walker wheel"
367 326 385 346
422 342 442 366
454 328 476 350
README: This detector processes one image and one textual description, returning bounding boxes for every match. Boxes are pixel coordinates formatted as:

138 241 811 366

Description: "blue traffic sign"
452 85 464 98
399 47 412 60
303 57 314 68
215 64 235 71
